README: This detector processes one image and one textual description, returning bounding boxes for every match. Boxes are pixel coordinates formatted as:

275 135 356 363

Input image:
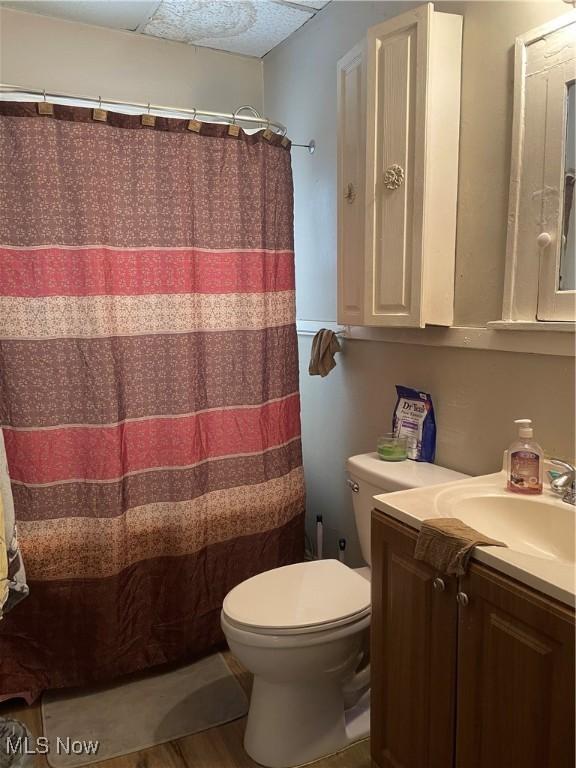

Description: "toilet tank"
346 453 469 566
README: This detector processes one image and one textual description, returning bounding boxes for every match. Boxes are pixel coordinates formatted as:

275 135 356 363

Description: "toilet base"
244 679 370 768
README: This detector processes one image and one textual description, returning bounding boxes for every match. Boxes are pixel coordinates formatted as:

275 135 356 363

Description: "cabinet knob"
432 577 445 592
536 232 552 248
383 164 405 190
456 591 469 607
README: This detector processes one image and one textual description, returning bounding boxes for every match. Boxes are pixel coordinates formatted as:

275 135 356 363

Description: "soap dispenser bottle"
507 419 544 495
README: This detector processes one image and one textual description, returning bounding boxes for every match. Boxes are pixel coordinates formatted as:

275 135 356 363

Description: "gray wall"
263 1 576 563
0 7 263 114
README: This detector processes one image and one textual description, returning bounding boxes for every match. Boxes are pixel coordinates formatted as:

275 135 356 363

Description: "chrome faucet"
548 460 576 506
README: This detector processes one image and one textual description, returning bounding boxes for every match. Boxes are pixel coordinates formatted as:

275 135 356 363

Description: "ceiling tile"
0 1 159 31
1 0 331 57
142 0 312 57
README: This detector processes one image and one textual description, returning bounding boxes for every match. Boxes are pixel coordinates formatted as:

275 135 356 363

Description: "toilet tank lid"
347 453 469 491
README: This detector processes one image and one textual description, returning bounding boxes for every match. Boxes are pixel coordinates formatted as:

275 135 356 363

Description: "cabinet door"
371 512 458 768
503 15 576 322
337 41 366 325
537 35 576 320
364 5 429 327
456 564 575 768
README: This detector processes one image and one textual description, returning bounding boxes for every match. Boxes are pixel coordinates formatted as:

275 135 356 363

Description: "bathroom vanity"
370 473 575 768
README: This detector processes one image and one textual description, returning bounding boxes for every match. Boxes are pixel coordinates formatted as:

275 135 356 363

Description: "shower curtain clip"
228 110 240 138
93 95 107 123
187 108 202 133
262 118 273 142
141 102 156 128
37 88 54 116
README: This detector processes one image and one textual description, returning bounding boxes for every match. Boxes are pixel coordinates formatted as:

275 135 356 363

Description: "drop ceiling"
0 0 331 57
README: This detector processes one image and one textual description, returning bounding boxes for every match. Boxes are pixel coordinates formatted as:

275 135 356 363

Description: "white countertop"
373 470 576 608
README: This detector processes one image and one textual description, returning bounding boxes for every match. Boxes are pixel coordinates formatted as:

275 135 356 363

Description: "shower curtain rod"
0 83 288 135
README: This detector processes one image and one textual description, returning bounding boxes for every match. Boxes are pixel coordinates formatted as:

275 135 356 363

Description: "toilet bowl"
221 453 469 768
221 559 371 768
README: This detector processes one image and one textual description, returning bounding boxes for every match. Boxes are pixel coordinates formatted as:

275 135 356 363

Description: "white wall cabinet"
337 41 366 326
337 3 462 328
499 12 576 325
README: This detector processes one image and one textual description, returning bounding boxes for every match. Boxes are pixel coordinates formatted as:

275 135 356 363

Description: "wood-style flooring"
0 652 371 768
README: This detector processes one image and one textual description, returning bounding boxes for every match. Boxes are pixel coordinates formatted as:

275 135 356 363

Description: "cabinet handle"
383 164 405 190
347 479 359 493
456 591 469 607
344 183 356 203
432 577 445 592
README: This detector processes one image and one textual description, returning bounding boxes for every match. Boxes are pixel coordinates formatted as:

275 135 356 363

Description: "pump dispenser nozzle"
514 419 533 438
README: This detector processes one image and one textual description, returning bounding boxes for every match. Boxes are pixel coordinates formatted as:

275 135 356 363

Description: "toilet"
221 453 468 768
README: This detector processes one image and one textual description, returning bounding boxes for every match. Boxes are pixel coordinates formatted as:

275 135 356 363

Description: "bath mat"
41 653 248 767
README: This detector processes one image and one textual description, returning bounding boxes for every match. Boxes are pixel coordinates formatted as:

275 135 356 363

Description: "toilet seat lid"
222 559 371 633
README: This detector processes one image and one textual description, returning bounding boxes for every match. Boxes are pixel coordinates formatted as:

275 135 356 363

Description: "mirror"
560 81 575 291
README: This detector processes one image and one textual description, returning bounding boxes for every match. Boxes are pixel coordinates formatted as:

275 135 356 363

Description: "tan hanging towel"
0 428 28 619
414 518 507 576
0 493 8 611
308 329 341 377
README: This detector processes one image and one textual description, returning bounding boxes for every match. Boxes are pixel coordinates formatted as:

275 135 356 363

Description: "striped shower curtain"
0 102 305 703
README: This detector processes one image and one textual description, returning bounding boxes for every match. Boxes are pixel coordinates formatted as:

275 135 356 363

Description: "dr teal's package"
393 385 436 463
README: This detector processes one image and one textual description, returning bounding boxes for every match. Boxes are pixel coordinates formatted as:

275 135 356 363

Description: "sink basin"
373 470 576 607
434 488 575 564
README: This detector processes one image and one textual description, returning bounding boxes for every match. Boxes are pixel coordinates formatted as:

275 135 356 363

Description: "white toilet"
221 453 467 768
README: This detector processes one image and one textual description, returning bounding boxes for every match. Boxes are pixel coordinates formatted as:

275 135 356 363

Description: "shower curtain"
0 102 305 703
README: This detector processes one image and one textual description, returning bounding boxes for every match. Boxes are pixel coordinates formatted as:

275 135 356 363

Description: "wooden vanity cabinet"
371 510 576 768
371 512 458 768
456 565 575 768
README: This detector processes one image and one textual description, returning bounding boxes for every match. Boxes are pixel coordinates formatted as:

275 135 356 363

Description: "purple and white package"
392 385 436 462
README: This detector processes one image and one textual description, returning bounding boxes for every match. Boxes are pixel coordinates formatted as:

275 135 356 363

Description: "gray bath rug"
41 653 248 767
